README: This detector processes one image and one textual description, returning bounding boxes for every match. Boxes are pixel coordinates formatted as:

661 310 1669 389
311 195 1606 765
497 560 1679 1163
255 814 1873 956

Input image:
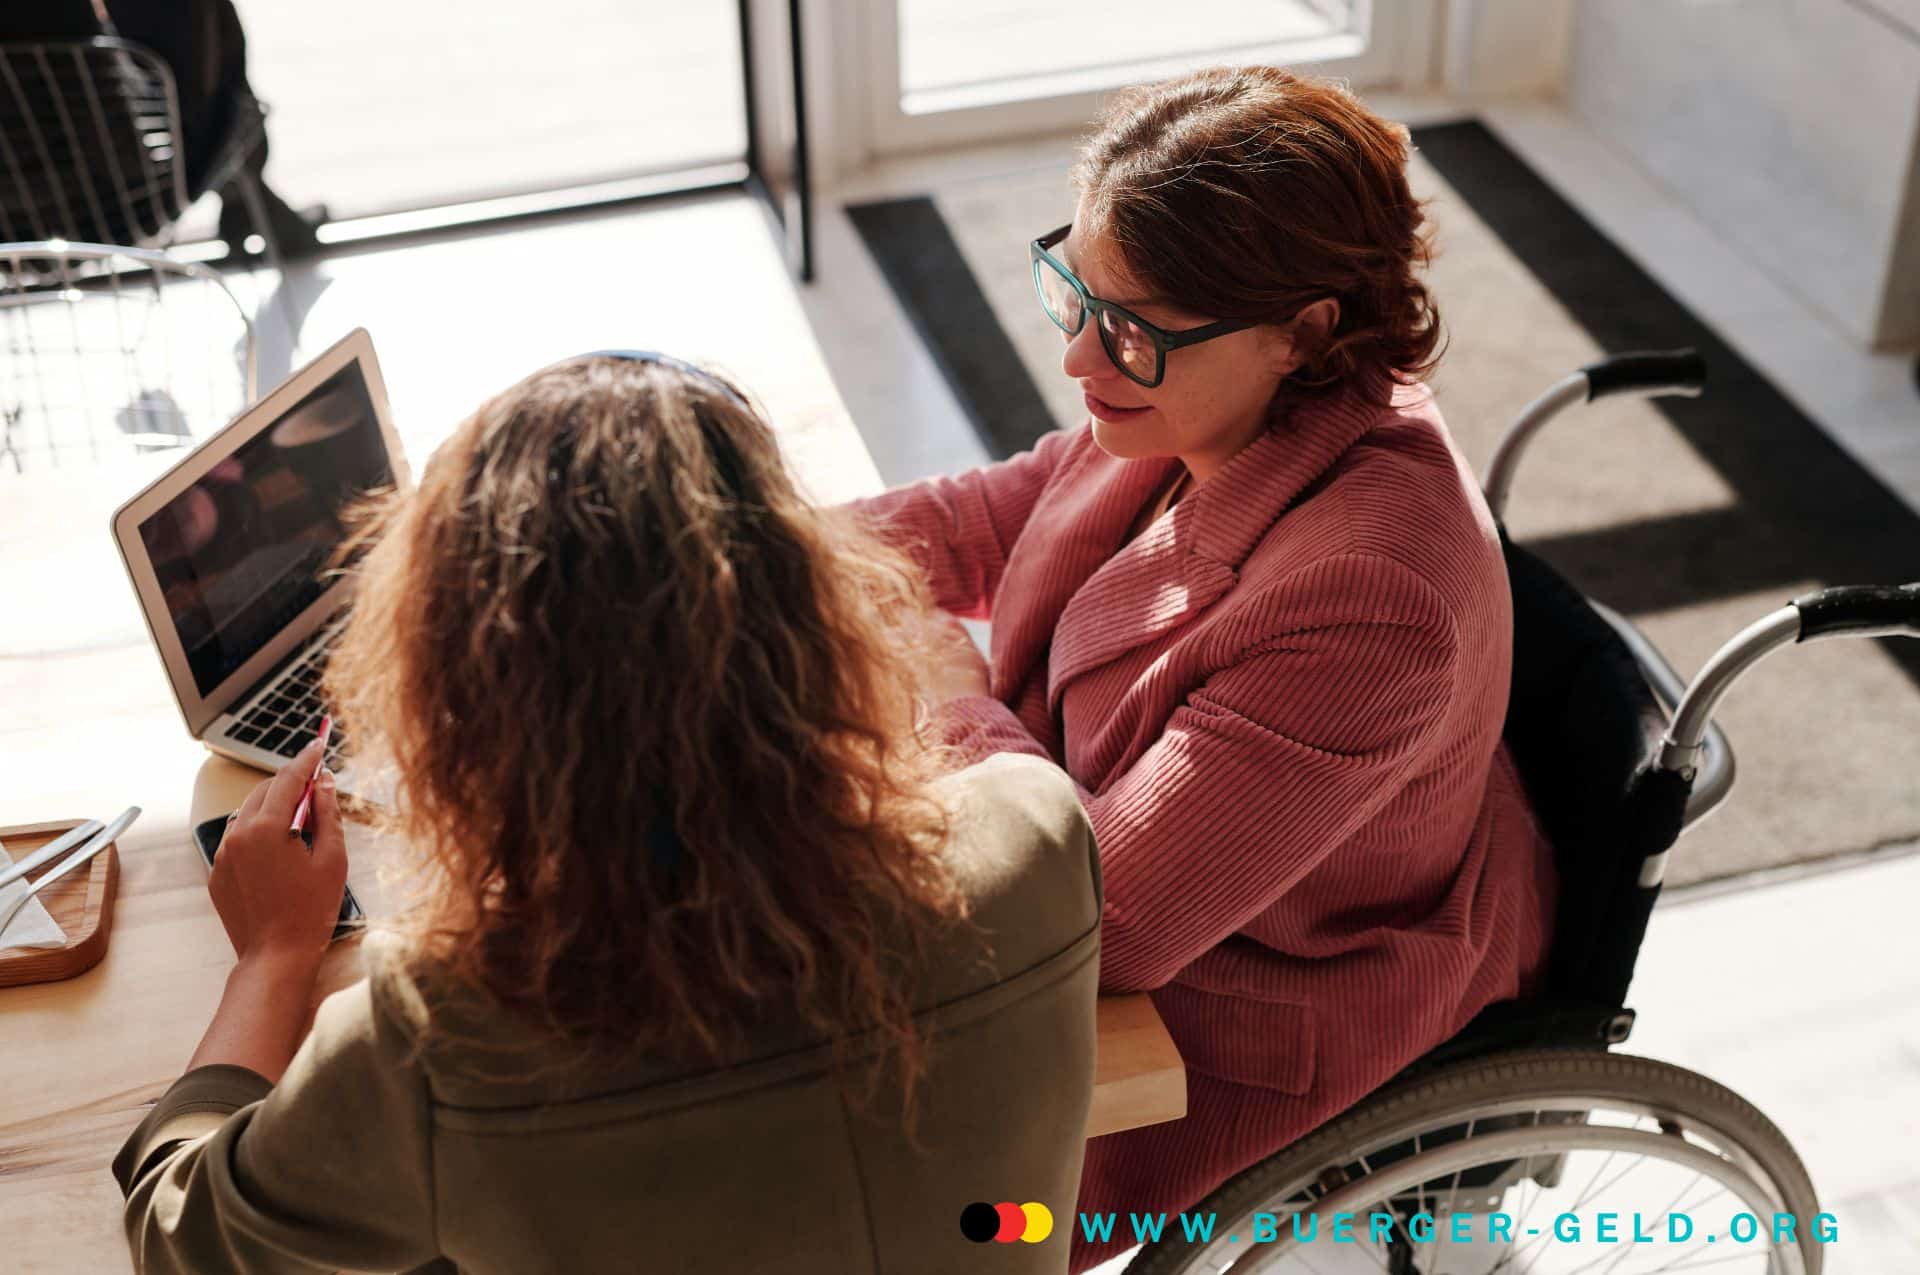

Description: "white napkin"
0 840 71 950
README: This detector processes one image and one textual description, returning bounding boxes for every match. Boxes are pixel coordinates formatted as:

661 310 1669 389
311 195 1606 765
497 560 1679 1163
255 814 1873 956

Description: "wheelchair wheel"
1122 1049 1822 1275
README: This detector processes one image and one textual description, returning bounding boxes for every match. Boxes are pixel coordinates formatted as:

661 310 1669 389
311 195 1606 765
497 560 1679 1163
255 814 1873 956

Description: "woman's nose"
1061 319 1112 381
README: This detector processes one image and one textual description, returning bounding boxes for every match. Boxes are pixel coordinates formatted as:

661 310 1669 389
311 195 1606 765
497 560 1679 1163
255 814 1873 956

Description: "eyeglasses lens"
1099 310 1159 384
1036 258 1084 334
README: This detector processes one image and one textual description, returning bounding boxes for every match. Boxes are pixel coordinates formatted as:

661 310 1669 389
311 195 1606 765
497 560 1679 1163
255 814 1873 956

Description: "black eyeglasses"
1030 224 1252 388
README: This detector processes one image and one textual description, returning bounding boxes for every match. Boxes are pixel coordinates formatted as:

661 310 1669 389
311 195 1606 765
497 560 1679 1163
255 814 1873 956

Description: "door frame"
739 0 816 281
826 0 1437 168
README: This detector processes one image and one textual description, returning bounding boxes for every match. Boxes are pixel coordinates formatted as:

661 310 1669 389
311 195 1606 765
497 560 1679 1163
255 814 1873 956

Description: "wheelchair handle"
1482 349 1706 521
1792 583 1920 641
1581 349 1708 402
1653 584 1920 872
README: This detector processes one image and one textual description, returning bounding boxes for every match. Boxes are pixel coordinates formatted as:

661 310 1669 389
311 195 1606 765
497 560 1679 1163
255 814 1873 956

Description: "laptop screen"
138 362 395 697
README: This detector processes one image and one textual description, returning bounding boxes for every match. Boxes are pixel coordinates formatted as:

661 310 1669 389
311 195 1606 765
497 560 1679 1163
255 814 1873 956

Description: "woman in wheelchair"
848 66 1560 1272
110 354 1103 1274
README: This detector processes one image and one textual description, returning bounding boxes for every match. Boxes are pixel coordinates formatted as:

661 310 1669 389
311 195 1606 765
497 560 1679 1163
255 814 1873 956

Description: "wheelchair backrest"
1500 532 1688 1008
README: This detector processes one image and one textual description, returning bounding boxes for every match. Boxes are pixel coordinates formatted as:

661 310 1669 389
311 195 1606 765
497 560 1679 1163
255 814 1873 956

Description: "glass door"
863 0 1427 153
244 1 750 221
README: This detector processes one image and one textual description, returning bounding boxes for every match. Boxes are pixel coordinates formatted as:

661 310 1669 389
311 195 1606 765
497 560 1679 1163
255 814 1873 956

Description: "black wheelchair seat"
1398 531 1693 1078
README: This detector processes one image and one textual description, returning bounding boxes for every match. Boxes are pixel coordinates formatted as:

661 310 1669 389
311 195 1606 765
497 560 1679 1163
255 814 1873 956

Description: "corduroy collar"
1041 382 1394 707
1180 381 1389 571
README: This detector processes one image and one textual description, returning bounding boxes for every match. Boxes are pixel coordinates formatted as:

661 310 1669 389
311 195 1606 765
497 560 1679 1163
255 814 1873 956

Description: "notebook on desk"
110 329 408 795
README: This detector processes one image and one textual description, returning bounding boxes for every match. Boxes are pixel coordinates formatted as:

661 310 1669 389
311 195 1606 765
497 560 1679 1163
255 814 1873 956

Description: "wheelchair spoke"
1509 1184 1577 1271
1573 1149 1647 1215
1646 1250 1780 1272
1489 1117 1547 1273
1412 1131 1429 1225
1441 1117 1477 1221
1561 1224 1638 1275
1594 1170 1703 1275
1356 1224 1394 1274
1681 1180 1731 1210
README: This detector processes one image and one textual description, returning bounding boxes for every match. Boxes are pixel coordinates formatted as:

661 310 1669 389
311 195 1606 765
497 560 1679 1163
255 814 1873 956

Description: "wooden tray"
0 818 121 988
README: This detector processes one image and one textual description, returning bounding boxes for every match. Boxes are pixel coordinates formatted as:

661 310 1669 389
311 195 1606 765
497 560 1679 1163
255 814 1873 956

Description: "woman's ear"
1268 297 1342 377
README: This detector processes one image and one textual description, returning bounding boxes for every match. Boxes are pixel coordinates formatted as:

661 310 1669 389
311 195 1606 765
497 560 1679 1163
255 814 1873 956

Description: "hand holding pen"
289 716 333 841
210 731 347 971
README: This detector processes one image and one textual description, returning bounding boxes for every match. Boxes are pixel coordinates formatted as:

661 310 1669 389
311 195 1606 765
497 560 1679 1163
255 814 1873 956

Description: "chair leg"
224 167 324 263
3 407 23 475
232 171 287 276
230 171 308 368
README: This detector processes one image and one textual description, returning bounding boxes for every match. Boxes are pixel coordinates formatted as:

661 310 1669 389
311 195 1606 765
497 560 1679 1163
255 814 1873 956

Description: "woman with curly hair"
110 353 1102 1274
849 67 1560 1271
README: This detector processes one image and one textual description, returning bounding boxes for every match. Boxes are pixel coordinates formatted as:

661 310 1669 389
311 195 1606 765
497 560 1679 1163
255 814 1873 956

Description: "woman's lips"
1084 391 1150 421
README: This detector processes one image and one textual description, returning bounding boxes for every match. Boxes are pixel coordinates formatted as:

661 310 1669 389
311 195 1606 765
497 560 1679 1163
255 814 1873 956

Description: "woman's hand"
210 739 349 978
917 609 991 702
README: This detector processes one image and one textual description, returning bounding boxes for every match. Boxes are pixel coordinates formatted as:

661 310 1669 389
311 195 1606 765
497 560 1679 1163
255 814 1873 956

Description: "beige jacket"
113 754 1101 1274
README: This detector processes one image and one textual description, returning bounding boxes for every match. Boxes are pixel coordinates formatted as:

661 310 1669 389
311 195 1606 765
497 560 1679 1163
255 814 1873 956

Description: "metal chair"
0 28 276 476
0 242 254 475
0 35 282 262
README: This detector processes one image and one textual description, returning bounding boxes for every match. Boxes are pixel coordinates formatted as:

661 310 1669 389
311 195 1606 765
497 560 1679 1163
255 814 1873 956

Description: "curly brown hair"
1071 65 1444 410
323 354 964 1103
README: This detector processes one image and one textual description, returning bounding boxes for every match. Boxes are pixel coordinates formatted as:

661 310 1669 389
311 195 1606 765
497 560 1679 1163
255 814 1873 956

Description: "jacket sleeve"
931 553 1461 992
113 974 441 1274
843 426 1078 620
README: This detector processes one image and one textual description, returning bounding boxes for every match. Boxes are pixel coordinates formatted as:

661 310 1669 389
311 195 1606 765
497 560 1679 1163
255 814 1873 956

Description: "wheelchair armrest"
1588 600 1734 834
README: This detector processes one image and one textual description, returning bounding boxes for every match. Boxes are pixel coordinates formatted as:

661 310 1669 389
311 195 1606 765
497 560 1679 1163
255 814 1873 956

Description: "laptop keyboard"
224 633 346 764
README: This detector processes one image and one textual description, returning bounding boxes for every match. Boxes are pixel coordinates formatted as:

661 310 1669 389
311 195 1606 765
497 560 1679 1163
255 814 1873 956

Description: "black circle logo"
960 1201 1002 1243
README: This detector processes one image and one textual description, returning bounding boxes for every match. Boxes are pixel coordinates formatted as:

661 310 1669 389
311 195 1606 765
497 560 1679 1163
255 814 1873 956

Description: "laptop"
111 329 408 791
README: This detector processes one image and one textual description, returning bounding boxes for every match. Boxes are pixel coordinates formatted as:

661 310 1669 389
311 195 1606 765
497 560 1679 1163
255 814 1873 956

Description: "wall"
1566 0 1920 350
1443 0 1575 98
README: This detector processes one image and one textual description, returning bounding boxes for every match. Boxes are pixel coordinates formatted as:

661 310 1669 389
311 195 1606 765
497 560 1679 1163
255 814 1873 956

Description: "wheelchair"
1125 351 1920 1275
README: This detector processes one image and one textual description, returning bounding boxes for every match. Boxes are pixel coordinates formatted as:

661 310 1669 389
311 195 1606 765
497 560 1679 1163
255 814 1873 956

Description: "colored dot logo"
960 1201 1054 1244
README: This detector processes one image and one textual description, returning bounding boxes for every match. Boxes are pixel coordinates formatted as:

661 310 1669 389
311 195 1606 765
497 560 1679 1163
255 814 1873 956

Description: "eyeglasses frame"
1029 223 1254 389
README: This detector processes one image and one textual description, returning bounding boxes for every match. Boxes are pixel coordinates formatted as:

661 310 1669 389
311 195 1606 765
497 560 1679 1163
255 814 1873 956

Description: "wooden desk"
0 357 1182 1275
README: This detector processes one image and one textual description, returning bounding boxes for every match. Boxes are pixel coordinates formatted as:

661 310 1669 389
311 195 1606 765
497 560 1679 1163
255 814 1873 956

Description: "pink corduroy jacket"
851 380 1559 1271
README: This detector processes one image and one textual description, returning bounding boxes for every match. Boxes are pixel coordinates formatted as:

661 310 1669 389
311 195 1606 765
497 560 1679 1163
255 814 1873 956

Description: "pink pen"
289 715 334 837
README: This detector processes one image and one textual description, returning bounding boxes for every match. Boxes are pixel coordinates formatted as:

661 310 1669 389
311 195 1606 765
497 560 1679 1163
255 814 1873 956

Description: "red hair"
1073 65 1444 409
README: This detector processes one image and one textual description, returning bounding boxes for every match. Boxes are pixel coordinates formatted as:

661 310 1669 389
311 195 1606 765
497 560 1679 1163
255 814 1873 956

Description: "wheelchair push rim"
1122 1050 1823 1275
